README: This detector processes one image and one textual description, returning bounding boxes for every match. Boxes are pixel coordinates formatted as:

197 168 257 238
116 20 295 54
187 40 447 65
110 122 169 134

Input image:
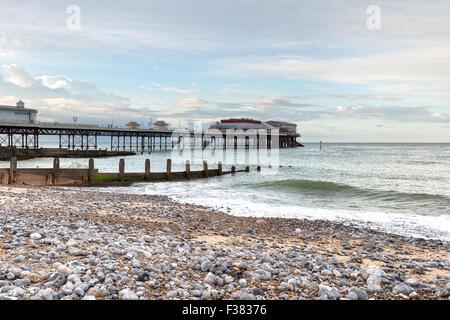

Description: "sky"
0 0 449 142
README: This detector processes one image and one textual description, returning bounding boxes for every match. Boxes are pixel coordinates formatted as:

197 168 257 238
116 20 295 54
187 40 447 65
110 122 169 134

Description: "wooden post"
245 166 250 172
166 158 172 180
203 160 208 177
52 157 60 184
119 158 125 181
88 158 94 183
257 165 261 172
46 174 53 185
9 156 17 184
185 160 191 180
1 172 8 185
218 161 222 175
231 165 236 174
145 159 150 180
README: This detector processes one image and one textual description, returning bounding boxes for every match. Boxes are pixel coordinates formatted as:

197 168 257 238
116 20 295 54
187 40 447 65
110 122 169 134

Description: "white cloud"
37 75 72 89
179 97 208 108
141 84 199 94
2 64 33 87
212 46 450 84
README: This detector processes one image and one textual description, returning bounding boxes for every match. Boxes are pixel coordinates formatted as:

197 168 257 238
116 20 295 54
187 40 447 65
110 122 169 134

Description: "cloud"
0 64 152 123
179 97 208 108
335 104 450 123
212 46 450 84
2 64 33 87
141 84 199 94
256 97 315 108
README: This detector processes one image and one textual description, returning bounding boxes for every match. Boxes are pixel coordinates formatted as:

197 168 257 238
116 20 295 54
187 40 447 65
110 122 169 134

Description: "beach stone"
119 289 138 300
137 272 150 282
57 265 70 275
345 292 359 300
27 273 43 283
239 293 255 300
318 285 340 300
239 279 247 287
192 290 202 297
405 278 420 287
204 272 216 284
393 283 414 295
6 273 15 280
87 288 102 298
75 288 85 297
11 255 25 263
68 247 88 257
201 260 211 272
237 262 248 270
202 290 211 299
39 288 56 300
349 287 368 300
30 233 42 240
82 295 96 300
13 278 31 287
224 275 234 284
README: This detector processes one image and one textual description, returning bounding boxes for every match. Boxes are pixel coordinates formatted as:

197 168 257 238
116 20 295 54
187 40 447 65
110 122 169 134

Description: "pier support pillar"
218 162 222 175
231 165 236 174
245 166 250 172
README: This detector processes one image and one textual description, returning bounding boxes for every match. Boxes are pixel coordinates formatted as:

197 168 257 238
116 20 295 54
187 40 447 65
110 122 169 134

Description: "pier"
0 122 300 157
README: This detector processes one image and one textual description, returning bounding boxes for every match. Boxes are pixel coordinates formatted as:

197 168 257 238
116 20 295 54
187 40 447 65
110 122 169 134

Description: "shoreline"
0 186 449 300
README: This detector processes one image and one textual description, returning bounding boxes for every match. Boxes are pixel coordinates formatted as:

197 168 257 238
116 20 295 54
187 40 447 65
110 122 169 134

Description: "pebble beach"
0 186 449 300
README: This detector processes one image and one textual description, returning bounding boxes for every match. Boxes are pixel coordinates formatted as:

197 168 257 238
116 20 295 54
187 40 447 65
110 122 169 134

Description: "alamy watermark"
67 5 81 31
366 5 381 30
169 121 281 175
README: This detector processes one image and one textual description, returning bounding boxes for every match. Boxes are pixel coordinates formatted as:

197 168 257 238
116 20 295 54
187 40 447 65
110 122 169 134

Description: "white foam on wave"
79 180 450 242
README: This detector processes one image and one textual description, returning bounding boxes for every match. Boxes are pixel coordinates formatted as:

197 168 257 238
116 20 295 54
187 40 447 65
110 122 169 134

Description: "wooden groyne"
0 146 135 161
0 157 255 186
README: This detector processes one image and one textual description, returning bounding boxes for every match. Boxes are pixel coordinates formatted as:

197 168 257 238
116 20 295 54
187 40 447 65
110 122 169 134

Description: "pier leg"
218 161 222 175
231 165 236 174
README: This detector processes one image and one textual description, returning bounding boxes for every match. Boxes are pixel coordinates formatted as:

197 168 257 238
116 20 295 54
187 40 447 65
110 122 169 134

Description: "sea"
2 141 449 241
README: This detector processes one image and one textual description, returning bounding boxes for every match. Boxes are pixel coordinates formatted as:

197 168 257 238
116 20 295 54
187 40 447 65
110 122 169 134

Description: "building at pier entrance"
0 101 37 124
209 118 301 148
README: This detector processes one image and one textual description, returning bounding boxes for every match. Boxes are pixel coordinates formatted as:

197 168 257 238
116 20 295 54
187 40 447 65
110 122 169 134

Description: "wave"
251 179 450 208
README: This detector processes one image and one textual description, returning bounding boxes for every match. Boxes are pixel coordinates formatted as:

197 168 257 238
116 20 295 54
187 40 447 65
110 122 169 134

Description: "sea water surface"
3 142 450 241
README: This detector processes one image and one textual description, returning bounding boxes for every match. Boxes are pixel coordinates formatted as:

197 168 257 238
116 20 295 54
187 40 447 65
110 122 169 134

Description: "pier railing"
0 157 256 186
